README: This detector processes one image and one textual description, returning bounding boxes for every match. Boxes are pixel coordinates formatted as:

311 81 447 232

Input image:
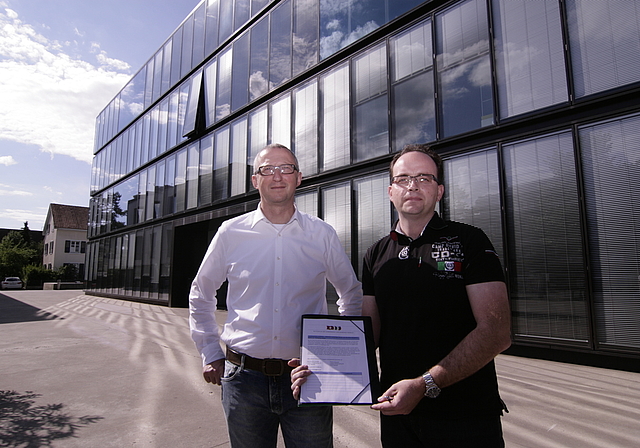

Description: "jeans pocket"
222 360 241 382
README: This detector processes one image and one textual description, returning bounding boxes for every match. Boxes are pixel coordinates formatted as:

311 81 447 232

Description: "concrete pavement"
1 291 638 447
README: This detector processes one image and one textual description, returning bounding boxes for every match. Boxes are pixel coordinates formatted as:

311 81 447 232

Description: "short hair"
253 143 299 174
389 144 443 185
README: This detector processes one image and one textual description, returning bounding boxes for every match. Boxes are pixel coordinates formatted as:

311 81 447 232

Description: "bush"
22 265 57 289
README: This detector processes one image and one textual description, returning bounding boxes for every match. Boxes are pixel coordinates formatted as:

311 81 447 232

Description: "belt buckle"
262 359 284 376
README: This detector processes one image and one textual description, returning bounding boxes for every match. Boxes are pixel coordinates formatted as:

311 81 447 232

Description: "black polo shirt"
362 213 506 419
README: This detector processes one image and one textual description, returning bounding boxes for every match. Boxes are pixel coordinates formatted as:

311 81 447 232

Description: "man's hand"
203 358 225 385
289 358 312 400
370 377 425 415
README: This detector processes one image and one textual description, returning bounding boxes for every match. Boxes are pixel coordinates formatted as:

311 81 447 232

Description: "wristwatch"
422 371 441 398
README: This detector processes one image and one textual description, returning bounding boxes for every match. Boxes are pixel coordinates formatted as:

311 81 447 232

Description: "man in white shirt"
189 143 363 448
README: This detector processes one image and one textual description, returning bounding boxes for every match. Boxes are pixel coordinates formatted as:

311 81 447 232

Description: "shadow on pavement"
0 294 62 324
0 390 103 447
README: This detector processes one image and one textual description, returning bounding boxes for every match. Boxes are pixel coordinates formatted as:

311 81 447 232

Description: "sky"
0 0 201 231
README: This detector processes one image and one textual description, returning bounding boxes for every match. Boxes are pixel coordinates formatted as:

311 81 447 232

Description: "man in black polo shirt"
362 144 511 447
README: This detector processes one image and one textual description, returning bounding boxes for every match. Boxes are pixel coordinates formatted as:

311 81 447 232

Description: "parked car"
1 277 23 290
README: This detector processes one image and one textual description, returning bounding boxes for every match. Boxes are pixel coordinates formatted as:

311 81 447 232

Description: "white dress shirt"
189 205 363 365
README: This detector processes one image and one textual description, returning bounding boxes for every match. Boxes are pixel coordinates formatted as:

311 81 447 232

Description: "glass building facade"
87 0 640 361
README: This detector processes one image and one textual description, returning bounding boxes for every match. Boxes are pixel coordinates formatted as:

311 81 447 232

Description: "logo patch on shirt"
438 261 462 272
398 246 410 260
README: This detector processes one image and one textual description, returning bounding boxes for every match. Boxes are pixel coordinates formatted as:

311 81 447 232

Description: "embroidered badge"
398 246 410 260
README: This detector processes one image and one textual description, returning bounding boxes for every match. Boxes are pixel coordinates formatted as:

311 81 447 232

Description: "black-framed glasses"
392 174 439 187
255 164 298 176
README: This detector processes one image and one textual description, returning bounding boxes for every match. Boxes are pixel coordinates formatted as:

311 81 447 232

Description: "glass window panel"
141 227 153 296
175 148 188 212
323 182 352 256
320 0 386 59
503 131 588 343
354 44 387 104
137 169 147 223
270 94 291 149
168 91 179 149
436 0 493 137
144 60 154 109
145 165 156 221
235 0 250 31
205 0 220 55
183 70 203 137
171 27 183 85
217 48 232 120
149 107 159 161
119 70 145 130
154 161 165 219
133 229 144 295
295 190 318 217
354 172 390 277
164 155 176 215
493 0 567 118
250 16 269 101
294 80 318 176
204 59 218 126
269 0 292 89
293 0 319 76
249 105 268 189
354 95 388 162
178 82 190 143
321 64 350 171
134 120 143 170
252 0 269 16
150 225 162 298
579 114 640 349
152 49 163 102
186 143 200 210
231 118 248 196
443 148 502 258
232 32 250 112
389 0 423 21
161 40 172 95
199 135 214 206
391 19 432 82
214 126 230 201
392 72 436 151
219 0 234 43
159 222 173 300
193 3 206 67
158 99 168 155
567 0 640 98
181 13 194 77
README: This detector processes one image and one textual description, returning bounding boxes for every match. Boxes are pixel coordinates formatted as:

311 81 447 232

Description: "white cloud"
0 155 17 165
0 8 132 164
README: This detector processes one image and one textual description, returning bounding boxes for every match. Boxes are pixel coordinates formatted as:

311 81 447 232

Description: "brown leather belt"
226 348 292 376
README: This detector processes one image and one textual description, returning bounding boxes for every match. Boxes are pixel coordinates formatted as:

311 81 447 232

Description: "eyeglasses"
255 164 298 176
392 174 439 187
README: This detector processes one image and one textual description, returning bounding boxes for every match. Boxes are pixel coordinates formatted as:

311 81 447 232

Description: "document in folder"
299 315 379 406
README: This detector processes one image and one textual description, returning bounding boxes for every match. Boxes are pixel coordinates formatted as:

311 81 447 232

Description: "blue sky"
0 0 200 231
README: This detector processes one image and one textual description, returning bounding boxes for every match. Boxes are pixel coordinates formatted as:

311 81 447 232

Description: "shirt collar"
251 203 303 230
390 212 447 241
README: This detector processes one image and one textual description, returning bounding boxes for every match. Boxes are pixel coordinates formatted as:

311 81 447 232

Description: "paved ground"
1 291 639 447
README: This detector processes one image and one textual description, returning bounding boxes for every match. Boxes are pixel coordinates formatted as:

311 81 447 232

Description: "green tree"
0 231 42 281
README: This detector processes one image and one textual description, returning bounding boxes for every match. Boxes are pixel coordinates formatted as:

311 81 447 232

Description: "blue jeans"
221 360 333 448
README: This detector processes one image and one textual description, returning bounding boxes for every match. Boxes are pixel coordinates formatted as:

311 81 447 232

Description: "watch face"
426 386 440 398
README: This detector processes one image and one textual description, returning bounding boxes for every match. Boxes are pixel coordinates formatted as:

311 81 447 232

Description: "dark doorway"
169 216 231 308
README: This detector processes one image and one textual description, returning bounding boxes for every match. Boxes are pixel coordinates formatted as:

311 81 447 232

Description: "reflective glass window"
354 172 390 277
235 0 250 31
150 225 162 298
217 48 233 121
171 27 183 85
296 190 318 217
187 143 200 210
152 49 163 102
164 154 176 215
119 70 145 131
204 59 218 126
149 106 159 161
580 114 640 350
493 0 567 118
354 44 388 162
270 93 291 149
193 3 207 67
294 80 318 176
443 149 502 258
249 106 268 189
231 117 248 196
162 40 172 95
205 0 220 56
183 70 203 137
158 99 168 155
214 126 230 201
199 135 214 206
293 0 319 76
436 0 493 137
144 60 154 109
159 222 173 301
252 0 270 16
145 165 156 221
503 131 588 343
219 0 234 43
181 14 195 77
175 148 188 212
567 0 640 98
269 0 292 89
232 32 250 112
250 16 269 101
168 91 179 149
137 169 147 224
154 161 165 219
178 82 190 143
321 64 350 171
